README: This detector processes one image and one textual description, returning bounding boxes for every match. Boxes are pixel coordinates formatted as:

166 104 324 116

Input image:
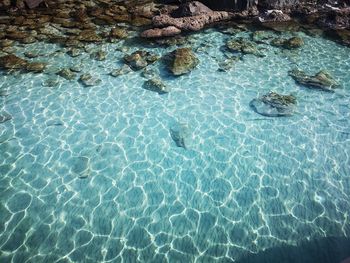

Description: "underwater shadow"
236 236 350 263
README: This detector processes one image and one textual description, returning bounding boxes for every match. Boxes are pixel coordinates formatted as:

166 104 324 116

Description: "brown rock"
152 11 234 32
6 31 30 40
141 26 182 38
109 27 128 39
0 54 27 70
168 48 199 76
26 62 46 72
77 30 102 42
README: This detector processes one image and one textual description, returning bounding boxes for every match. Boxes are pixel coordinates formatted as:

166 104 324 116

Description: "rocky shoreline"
0 0 349 49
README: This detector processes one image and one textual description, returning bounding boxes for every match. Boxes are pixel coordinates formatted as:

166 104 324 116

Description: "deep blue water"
1 27 350 262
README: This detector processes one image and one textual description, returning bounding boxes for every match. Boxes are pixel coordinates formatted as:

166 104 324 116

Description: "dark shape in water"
271 36 304 49
250 91 297 117
143 78 170 94
235 236 350 263
289 69 339 91
57 68 76 80
170 122 190 149
0 112 12 123
226 38 265 57
79 73 101 87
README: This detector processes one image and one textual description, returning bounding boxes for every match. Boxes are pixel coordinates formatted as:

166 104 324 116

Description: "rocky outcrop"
167 48 199 76
152 11 234 31
141 1 234 38
250 91 297 117
289 69 340 91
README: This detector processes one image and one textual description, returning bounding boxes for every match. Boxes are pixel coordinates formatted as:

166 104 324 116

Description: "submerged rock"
250 91 297 117
67 48 82 57
26 62 46 73
57 68 77 80
217 57 239 72
90 50 107 61
43 78 60 87
170 122 191 149
109 27 128 39
226 38 265 57
124 50 159 70
251 30 276 43
110 65 132 77
289 69 339 91
143 78 170 94
79 73 101 87
167 47 199 76
271 36 304 49
70 156 90 179
0 54 27 70
0 112 12 123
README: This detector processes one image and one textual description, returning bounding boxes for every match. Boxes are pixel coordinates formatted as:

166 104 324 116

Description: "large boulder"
167 47 199 76
250 91 297 117
289 69 340 91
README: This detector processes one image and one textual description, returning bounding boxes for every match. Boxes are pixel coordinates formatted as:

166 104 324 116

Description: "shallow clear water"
1 28 350 262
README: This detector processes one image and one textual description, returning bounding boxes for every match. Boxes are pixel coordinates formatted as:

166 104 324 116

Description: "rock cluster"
0 54 46 72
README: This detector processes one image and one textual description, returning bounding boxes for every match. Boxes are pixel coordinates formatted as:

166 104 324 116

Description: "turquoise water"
1 27 350 262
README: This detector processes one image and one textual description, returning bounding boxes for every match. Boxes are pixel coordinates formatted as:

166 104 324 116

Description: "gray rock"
170 122 191 149
143 78 170 94
0 112 12 123
67 48 82 57
250 91 297 117
124 50 159 70
289 69 339 91
226 38 265 57
90 50 107 61
57 68 76 80
110 65 132 77
79 73 101 87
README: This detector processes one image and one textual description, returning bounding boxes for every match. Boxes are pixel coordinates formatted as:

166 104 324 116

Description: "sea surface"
1 26 350 262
